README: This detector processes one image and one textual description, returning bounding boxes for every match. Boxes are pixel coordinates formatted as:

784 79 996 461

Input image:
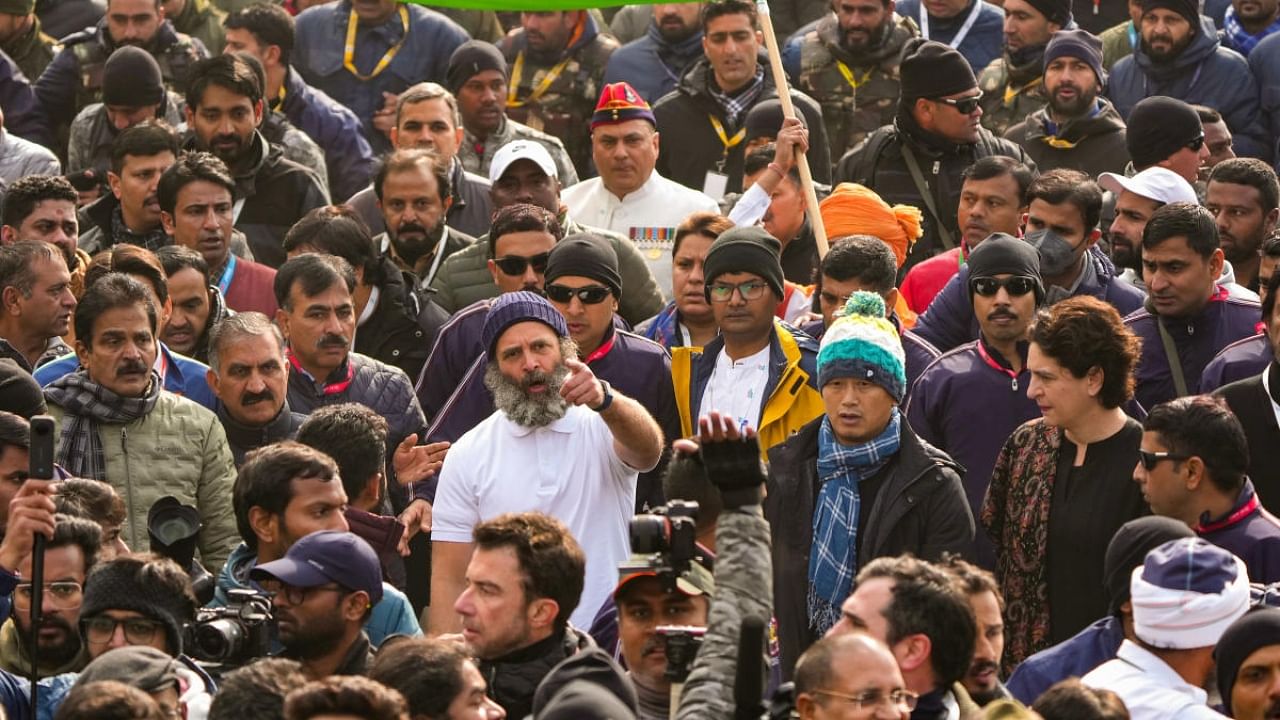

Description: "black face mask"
1025 228 1080 278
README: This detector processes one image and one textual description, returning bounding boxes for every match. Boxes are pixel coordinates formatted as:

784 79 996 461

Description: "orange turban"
819 183 923 269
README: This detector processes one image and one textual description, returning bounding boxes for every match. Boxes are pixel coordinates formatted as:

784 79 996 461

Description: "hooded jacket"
1123 288 1260 410
836 106 1034 273
603 20 704 104
499 11 619 176
481 626 594 720
672 320 823 459
653 52 831 196
765 416 974 678
429 216 665 325
278 67 375 203
355 256 450 382
188 131 328 269
913 246 1146 353
1107 17 1269 158
785 13 919 160
1005 98 1131 178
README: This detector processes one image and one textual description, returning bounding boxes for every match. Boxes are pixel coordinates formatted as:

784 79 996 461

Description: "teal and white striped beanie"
816 291 906 400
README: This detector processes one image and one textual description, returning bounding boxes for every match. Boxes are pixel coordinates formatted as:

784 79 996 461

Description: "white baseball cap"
489 139 558 184
1098 167 1198 205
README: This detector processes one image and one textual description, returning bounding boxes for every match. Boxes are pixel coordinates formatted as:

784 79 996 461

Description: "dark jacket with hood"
765 416 975 678
34 19 205 132
186 131 328 268
836 105 1034 273
914 246 1144 353
1107 17 1269 158
480 625 594 720
355 256 450 383
278 66 375 203
1124 287 1261 411
603 19 704 104
653 52 831 195
785 12 919 159
1004 98 1130 178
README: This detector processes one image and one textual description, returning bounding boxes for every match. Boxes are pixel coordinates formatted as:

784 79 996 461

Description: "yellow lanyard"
507 52 571 108
1041 135 1082 149
835 60 874 90
271 82 286 111
708 115 745 154
343 5 409 82
1003 77 1042 105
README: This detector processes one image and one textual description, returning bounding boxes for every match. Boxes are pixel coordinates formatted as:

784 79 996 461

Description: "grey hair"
207 311 286 375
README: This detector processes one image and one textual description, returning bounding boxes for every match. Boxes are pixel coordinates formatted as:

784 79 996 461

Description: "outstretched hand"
392 434 451 486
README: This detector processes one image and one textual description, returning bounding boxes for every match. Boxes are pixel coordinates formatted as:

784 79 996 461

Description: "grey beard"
484 360 571 428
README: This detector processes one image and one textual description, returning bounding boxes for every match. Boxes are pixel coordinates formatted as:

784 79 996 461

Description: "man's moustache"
240 390 275 406
317 334 350 349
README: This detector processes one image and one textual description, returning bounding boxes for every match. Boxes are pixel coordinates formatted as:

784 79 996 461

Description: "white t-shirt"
433 405 639 628
700 344 772 433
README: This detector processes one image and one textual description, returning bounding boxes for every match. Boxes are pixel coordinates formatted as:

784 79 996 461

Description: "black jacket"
217 401 305 467
355 256 450 382
764 416 974 678
836 111 1034 273
1004 99 1130 179
1215 364 1280 509
653 52 831 195
481 626 594 720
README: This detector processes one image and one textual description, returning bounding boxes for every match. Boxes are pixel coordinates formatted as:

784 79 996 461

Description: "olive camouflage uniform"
1 15 57 84
793 13 919 162
978 50 1049 137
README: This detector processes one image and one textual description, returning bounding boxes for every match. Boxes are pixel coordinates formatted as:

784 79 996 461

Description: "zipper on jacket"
121 426 137 550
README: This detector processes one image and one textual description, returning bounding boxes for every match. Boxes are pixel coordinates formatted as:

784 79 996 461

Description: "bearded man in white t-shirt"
429 290 664 634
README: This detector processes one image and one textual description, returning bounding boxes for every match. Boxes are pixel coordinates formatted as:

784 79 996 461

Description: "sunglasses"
1186 134 1205 152
934 92 983 115
970 276 1038 297
1138 449 1189 471
493 252 550 276
545 284 613 305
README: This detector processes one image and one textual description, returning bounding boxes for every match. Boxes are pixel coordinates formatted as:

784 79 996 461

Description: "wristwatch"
591 380 614 413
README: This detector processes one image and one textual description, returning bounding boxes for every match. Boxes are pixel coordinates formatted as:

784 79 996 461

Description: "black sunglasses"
971 276 1037 297
545 284 612 305
493 252 550 276
934 92 983 115
1186 134 1206 152
1138 449 1190 471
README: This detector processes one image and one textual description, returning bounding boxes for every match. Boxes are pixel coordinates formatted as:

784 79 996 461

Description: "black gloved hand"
699 432 765 509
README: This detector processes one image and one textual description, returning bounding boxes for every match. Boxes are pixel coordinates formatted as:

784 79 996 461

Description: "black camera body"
655 625 706 683
184 588 273 668
620 500 700 595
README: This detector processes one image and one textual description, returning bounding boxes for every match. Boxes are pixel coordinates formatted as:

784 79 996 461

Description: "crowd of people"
0 0 1277 715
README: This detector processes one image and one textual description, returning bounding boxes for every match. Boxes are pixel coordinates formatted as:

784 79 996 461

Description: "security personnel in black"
34 0 206 138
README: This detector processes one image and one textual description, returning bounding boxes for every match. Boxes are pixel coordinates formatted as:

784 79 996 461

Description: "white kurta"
562 172 719 300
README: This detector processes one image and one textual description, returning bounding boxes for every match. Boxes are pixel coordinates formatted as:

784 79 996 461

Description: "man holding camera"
250 530 384 681
614 547 713 719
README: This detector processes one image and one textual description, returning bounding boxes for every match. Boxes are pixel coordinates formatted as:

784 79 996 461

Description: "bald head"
795 634 911 720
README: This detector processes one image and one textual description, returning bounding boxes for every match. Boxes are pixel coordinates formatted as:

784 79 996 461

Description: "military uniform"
169 0 226 55
498 12 619 179
978 50 1049 137
1 15 57 85
1099 20 1135 70
792 13 919 161
66 91 187 176
34 20 206 132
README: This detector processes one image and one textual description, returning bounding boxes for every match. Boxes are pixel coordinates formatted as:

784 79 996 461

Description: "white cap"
1098 167 1198 205
488 139 558 184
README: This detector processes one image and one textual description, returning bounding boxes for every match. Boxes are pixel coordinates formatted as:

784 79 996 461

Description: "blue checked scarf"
808 408 901 635
708 67 765 128
44 369 161 481
1223 5 1280 56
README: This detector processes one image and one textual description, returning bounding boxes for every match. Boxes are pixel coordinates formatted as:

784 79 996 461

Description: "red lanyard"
287 349 354 395
976 339 1021 391
584 332 617 364
1197 492 1259 534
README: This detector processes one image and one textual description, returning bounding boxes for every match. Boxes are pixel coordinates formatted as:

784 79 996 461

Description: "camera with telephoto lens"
184 588 273 668
619 500 699 595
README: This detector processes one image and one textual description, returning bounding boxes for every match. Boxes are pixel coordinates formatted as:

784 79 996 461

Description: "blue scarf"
808 409 901 634
1223 5 1280 56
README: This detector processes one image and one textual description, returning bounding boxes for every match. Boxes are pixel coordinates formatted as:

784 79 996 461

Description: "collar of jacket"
83 191 120 235
97 16 179 54
332 632 373 675
1004 44 1048 86
1196 478 1261 533
185 130 272 198
217 397 300 448
817 12 918 66
677 49 778 104
363 256 418 327
893 110 973 158
688 319 816 413
1144 283 1229 328
1031 98 1125 141
644 18 704 63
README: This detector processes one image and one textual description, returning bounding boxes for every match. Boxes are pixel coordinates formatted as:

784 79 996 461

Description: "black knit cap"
899 38 978 101
1125 96 1203 169
101 46 165 108
1102 515 1195 615
78 646 180 694
702 226 785 301
80 559 197 656
1141 0 1199 27
1024 0 1073 27
966 233 1045 302
745 99 785 145
446 40 507 94
1217 608 1280 715
545 233 623 298
1044 29 1105 85
0 358 45 418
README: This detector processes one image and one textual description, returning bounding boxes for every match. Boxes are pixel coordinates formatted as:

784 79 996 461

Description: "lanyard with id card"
703 114 744 200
